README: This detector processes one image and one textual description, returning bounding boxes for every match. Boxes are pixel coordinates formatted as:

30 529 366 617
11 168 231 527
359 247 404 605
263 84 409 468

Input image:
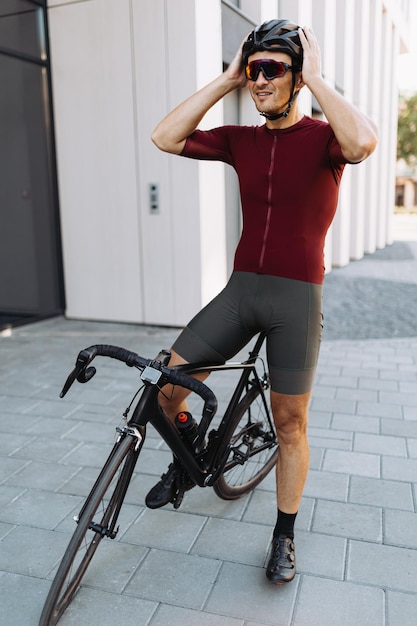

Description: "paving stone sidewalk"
1 239 417 625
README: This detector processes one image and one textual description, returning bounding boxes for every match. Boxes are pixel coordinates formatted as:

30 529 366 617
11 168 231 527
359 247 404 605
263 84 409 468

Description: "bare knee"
271 391 310 445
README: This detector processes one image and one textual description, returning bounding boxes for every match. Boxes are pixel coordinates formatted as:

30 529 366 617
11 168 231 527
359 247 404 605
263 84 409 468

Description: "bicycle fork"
74 426 146 539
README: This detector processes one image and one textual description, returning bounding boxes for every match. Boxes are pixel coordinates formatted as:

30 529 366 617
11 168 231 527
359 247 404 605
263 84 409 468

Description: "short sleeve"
181 128 235 166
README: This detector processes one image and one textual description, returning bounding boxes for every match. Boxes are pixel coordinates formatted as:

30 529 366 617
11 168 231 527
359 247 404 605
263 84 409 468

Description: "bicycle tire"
214 385 278 499
39 433 140 626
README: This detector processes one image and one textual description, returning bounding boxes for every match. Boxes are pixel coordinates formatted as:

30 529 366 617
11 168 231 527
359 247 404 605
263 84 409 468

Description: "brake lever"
60 349 96 398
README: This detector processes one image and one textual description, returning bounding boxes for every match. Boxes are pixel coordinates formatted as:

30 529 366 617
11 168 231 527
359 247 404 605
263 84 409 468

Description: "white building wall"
331 0 355 267
364 0 383 255
47 0 411 327
48 0 143 323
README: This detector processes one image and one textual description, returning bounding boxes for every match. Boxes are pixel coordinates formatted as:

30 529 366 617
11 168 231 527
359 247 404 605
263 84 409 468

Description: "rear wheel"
214 386 278 499
39 432 141 626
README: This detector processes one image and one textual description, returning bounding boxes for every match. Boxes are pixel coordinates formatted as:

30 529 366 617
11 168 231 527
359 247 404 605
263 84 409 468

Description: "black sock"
273 509 297 539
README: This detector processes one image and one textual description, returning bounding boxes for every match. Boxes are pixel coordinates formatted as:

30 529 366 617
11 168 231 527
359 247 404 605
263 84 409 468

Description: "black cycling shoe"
145 462 195 509
145 463 179 509
266 535 296 584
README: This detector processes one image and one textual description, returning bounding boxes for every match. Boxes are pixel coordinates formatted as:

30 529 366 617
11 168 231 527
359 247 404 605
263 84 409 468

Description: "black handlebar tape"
85 345 149 368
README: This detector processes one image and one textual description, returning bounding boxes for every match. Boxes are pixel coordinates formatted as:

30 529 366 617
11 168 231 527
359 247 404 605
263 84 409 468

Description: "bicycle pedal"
172 490 184 509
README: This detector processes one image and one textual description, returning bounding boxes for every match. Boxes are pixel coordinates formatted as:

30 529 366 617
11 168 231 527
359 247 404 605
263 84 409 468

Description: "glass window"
0 0 46 60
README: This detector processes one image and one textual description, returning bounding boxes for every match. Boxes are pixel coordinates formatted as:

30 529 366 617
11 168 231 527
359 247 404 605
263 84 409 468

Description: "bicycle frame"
39 333 278 626
126 331 273 489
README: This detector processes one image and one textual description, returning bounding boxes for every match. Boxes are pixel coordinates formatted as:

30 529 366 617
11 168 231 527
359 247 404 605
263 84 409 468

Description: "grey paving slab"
0 525 70 577
347 540 417 593
353 432 407 456
56 464 107 497
4 459 81 491
0 483 26 509
204 561 299 624
0 410 42 434
303 468 349 501
310 396 357 415
0 488 82 530
382 456 417 481
384 508 417 548
336 387 378 403
295 530 346 579
11 435 81 464
191 517 271 566
322 449 380 477
403 405 417 420
381 417 417 438
149 604 244 625
308 409 332 428
349 475 415 510
331 412 380 434
308 445 324 470
312 499 382 542
56 587 158 626
380 367 417 382
380 390 417 407
0 432 35 455
0 573 52 626
174 483 253 520
0 456 30 482
122 507 207 552
58 440 116 467
0 521 14 540
317 374 359 389
407 437 417 457
386 590 417 626
0 394 43 414
47 540 149 593
308 426 352 451
357 400 404 419
359 376 399 391
294 575 384 626
124 549 221 610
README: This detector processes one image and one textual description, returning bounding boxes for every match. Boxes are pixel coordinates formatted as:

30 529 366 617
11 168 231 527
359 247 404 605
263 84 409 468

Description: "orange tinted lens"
246 60 288 80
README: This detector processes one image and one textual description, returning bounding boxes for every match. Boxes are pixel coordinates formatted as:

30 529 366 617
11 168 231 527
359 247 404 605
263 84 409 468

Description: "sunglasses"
245 59 294 81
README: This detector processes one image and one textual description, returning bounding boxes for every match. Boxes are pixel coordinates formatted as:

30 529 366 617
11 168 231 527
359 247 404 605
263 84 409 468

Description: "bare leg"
270 390 311 513
265 391 310 583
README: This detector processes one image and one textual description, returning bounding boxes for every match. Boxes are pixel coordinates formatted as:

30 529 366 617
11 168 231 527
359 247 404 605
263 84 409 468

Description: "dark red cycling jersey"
181 116 350 284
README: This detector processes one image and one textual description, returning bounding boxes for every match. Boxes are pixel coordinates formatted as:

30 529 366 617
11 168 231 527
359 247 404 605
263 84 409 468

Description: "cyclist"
146 20 378 584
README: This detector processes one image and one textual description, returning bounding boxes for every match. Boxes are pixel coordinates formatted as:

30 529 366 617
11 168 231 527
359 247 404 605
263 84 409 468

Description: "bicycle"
39 331 278 626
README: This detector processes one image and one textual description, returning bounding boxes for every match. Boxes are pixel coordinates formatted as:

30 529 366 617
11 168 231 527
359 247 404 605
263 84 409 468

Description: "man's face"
246 50 298 117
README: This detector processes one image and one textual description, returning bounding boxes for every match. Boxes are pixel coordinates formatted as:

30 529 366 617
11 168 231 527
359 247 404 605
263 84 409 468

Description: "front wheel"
214 385 278 500
39 432 141 626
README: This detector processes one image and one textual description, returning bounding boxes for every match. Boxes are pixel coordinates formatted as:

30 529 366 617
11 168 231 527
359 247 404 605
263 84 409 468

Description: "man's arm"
299 27 378 163
151 43 247 154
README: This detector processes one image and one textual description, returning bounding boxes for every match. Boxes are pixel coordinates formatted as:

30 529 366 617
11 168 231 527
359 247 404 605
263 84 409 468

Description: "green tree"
397 93 417 164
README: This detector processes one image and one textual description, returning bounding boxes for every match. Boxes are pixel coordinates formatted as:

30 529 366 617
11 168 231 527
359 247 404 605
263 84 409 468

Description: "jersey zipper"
259 135 277 270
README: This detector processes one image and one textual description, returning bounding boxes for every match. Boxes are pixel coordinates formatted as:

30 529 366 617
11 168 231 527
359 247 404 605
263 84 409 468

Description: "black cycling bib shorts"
172 271 323 395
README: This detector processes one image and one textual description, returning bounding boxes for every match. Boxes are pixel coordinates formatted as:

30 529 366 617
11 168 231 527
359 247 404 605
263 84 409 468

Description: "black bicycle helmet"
242 19 303 69
242 19 303 120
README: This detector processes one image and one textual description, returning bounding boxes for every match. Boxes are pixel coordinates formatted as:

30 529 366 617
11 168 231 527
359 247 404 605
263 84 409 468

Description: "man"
146 20 378 584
